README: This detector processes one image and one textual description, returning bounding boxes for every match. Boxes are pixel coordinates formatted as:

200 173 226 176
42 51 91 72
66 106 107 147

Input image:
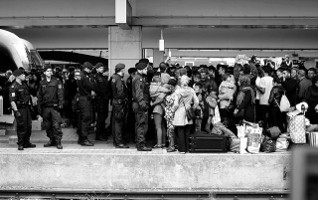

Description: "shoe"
153 144 163 148
167 147 176 152
56 140 63 149
115 144 129 148
18 145 24 151
24 143 36 148
80 140 94 146
44 140 56 147
137 146 152 151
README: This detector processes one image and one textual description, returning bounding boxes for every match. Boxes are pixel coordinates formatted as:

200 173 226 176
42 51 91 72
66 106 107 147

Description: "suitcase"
189 132 229 153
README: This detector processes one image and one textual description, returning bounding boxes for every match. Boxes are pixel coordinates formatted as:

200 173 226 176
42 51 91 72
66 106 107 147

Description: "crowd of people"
2 55 318 152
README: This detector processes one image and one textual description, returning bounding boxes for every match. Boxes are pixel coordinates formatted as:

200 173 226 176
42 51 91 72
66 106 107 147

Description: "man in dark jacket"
9 69 36 150
94 62 110 141
76 62 96 146
38 65 64 149
282 68 298 107
111 63 129 148
132 62 152 151
297 67 312 103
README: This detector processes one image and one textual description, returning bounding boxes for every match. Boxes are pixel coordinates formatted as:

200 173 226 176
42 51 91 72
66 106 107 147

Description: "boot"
18 145 24 151
80 139 94 146
56 139 63 149
137 145 152 151
44 139 56 147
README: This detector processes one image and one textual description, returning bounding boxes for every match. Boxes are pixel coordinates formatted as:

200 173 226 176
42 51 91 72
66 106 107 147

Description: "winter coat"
173 86 199 126
218 80 236 109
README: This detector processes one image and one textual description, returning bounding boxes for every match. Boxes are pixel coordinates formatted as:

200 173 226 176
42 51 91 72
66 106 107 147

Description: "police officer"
76 62 96 146
9 69 36 150
111 63 129 148
37 65 64 149
94 62 110 141
132 63 152 151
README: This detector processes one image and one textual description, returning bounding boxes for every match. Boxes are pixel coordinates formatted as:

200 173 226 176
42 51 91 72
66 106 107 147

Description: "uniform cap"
95 62 104 69
128 67 137 74
115 63 125 71
136 62 147 70
82 62 93 70
13 69 24 77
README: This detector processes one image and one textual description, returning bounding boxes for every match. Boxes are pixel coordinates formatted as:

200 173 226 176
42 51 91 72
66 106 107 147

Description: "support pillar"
153 49 164 68
108 26 142 76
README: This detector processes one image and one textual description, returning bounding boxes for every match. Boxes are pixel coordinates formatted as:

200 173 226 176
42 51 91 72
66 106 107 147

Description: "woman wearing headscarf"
233 75 256 122
172 75 199 153
305 76 318 124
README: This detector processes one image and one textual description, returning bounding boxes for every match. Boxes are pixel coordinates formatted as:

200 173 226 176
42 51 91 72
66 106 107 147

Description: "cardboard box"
32 120 43 131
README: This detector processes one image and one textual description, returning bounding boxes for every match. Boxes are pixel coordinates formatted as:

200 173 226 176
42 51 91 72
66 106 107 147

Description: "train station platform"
0 128 291 198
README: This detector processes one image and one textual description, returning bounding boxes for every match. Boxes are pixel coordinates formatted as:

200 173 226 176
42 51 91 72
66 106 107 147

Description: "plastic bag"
230 137 248 154
246 123 263 154
261 136 276 153
279 94 290 112
276 137 289 152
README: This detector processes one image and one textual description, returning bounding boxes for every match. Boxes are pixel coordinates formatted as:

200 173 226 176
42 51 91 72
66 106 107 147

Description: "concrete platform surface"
0 146 291 193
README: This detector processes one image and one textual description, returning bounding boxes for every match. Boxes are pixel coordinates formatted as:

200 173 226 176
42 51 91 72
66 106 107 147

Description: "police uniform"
77 66 95 146
94 64 110 141
132 63 152 151
9 70 34 150
111 63 129 148
38 76 64 149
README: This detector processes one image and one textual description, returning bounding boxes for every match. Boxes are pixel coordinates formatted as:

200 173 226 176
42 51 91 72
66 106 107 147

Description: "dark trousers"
96 98 109 139
270 107 286 132
259 105 270 125
125 102 135 143
15 107 32 146
175 125 191 153
43 107 63 141
78 96 93 139
112 101 126 146
133 102 148 148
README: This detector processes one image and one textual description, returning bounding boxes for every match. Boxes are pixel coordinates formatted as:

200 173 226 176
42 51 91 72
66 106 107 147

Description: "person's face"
200 72 207 80
208 69 215 78
194 85 201 93
44 68 53 78
218 68 225 75
193 75 200 83
18 74 26 81
276 70 283 78
74 72 81 80
282 71 290 79
291 69 297 78
308 70 316 79
96 66 104 74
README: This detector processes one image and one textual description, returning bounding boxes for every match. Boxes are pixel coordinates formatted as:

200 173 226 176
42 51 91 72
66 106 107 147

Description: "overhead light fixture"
159 28 164 52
